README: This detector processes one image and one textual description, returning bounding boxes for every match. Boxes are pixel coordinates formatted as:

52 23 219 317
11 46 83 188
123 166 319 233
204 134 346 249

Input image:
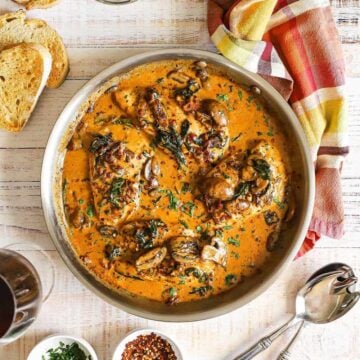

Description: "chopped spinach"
252 159 271 180
234 182 250 198
180 119 190 138
135 219 164 250
153 127 186 165
109 178 125 208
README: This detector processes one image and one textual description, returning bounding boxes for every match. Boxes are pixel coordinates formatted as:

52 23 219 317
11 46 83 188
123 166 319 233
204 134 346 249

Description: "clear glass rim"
94 0 137 4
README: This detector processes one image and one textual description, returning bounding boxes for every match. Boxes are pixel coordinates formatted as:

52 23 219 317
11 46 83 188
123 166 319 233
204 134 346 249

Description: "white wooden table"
0 1 359 359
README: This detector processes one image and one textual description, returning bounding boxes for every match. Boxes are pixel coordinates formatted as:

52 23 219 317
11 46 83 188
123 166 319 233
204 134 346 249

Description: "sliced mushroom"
170 236 200 264
70 208 87 228
241 165 257 181
143 157 161 189
224 198 250 214
201 237 227 267
204 99 228 127
194 60 207 69
145 87 167 127
202 177 235 201
151 157 161 176
251 178 270 195
98 225 118 238
167 69 190 84
264 210 279 225
266 231 281 252
67 132 82 150
135 247 167 271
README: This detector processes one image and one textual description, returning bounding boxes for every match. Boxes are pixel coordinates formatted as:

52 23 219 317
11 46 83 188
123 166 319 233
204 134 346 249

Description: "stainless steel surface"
276 321 304 360
41 48 315 322
236 263 360 359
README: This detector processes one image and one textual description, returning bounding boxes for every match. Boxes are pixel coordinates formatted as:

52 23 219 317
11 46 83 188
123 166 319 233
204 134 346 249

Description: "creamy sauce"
63 60 293 303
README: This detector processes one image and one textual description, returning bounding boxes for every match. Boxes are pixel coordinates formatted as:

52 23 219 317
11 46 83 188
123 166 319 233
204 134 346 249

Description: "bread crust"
0 43 52 132
12 0 59 10
0 10 68 88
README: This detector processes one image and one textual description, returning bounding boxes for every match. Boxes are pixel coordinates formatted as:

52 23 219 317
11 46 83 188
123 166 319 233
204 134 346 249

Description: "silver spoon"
235 263 360 360
276 263 359 360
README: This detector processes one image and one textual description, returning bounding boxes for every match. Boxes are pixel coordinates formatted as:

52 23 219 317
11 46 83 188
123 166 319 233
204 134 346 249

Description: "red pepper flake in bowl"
121 332 177 360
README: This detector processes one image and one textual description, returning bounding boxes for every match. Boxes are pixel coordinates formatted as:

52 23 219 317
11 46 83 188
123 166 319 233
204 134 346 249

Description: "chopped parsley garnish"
179 220 189 229
228 237 240 247
238 90 243 100
273 197 285 209
181 201 196 217
178 275 186 285
160 190 180 210
181 182 191 193
78 199 84 204
86 204 94 217
109 177 125 208
225 274 237 286
216 93 229 102
112 117 133 127
231 251 240 259
223 225 233 230
43 341 91 360
168 287 177 297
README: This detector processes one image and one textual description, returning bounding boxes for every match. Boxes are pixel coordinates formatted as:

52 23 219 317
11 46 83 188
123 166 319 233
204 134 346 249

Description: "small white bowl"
112 328 183 360
27 334 98 360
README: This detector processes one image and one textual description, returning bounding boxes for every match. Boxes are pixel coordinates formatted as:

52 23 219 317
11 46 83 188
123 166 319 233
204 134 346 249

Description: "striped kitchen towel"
208 0 348 256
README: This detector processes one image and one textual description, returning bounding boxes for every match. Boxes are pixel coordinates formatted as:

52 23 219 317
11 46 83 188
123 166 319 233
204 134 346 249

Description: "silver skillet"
41 49 315 322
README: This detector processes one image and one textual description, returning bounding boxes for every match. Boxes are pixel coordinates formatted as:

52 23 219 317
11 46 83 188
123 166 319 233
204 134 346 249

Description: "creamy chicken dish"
62 59 295 304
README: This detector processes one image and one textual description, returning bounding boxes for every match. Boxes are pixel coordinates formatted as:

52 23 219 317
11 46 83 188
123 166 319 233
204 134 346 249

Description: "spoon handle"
234 317 298 360
277 320 304 360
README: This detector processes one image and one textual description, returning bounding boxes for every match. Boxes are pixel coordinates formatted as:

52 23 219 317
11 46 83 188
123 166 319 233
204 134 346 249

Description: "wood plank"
0 247 359 360
0 0 358 47
0 74 358 148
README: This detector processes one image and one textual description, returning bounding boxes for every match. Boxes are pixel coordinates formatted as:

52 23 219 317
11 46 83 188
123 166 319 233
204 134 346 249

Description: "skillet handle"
234 317 297 360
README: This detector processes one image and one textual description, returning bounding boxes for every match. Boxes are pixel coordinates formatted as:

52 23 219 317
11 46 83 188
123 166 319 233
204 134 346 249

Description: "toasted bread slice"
0 43 52 132
0 11 68 88
12 0 59 10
